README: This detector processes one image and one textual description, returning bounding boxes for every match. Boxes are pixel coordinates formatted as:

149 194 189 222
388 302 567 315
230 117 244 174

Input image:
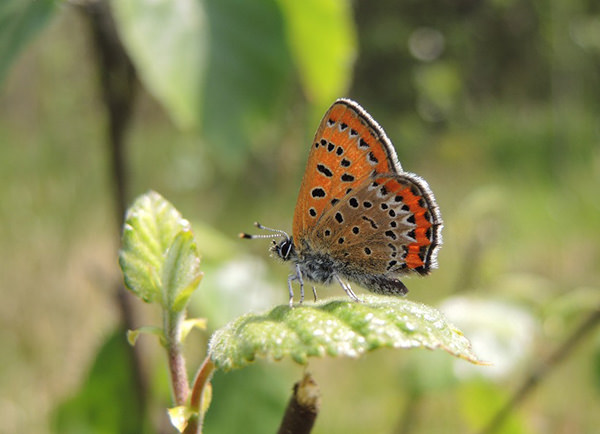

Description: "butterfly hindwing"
308 172 442 276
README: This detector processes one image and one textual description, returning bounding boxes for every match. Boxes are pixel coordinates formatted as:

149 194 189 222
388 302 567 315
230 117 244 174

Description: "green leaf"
276 0 356 108
0 0 56 84
51 330 150 434
459 379 527 434
119 191 191 303
203 364 291 433
112 0 207 129
201 0 293 168
181 317 208 341
162 230 203 312
167 405 196 433
208 295 483 371
127 326 165 346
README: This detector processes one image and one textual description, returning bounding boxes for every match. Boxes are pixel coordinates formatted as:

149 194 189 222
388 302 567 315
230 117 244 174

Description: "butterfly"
241 98 442 306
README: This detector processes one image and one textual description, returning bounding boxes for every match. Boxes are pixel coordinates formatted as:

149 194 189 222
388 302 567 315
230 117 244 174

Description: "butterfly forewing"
293 99 404 243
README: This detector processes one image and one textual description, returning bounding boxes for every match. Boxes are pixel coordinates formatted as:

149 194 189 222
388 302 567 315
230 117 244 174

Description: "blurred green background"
1 0 599 433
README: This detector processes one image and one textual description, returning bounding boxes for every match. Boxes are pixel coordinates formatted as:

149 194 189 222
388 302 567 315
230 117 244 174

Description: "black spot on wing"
385 230 397 240
362 216 378 229
316 164 333 177
311 187 326 198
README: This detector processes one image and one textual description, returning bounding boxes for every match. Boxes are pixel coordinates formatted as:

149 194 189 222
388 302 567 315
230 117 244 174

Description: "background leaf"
459 380 528 434
112 0 207 129
276 0 356 109
51 331 150 434
203 363 292 434
201 0 293 169
119 191 191 303
209 295 483 371
0 0 56 84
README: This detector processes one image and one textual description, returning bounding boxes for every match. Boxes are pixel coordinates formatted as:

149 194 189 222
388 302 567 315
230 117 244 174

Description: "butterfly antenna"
239 222 290 241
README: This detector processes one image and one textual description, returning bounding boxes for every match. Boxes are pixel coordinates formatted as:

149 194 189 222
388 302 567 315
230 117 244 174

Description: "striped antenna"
239 222 290 240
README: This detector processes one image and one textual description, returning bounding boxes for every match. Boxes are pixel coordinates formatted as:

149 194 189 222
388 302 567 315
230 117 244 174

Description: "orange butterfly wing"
292 99 442 274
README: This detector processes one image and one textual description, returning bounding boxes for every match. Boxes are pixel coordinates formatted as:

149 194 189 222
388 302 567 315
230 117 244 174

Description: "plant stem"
165 310 190 406
277 372 321 434
478 306 600 434
183 356 216 434
190 357 216 410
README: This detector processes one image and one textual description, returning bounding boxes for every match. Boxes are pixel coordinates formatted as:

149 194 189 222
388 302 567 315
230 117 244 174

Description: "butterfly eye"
277 238 294 260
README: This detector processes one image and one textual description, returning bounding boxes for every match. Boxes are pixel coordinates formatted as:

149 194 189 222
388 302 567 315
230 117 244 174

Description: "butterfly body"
274 238 342 284
245 99 442 305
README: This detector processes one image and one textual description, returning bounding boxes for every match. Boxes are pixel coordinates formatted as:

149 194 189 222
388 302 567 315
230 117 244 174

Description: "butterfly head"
239 222 296 262
271 236 295 261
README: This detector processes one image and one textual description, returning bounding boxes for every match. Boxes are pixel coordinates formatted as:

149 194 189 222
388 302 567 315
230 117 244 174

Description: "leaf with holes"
208 294 484 371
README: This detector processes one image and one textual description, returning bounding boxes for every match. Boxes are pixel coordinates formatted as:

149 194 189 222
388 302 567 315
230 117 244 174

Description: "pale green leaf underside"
209 295 483 371
119 191 191 303
162 230 203 312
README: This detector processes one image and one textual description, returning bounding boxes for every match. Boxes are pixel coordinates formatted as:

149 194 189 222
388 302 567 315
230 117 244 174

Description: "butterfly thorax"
273 237 338 285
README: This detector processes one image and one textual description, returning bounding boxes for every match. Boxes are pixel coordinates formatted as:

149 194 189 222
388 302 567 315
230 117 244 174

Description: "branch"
76 0 146 421
277 372 321 434
80 0 137 221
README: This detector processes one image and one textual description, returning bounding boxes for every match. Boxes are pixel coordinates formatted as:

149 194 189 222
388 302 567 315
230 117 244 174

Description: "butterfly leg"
287 264 304 307
287 274 296 307
297 264 305 305
334 275 360 302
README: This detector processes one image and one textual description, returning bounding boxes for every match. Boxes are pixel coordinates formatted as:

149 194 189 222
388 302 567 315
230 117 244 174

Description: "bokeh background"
1 0 599 433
